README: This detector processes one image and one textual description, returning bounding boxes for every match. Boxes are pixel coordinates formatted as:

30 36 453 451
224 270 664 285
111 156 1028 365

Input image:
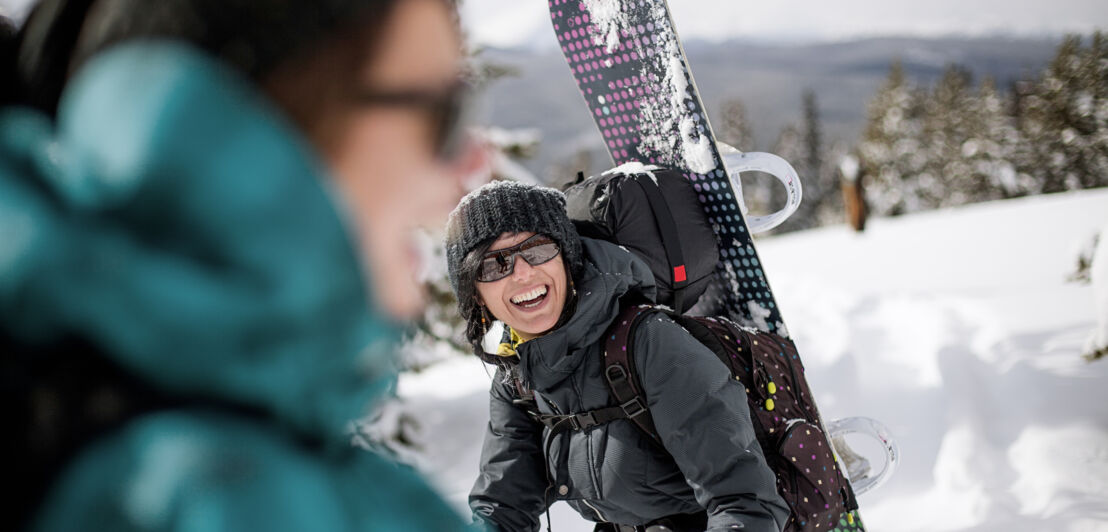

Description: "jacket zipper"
537 392 563 497
581 498 608 523
538 394 608 523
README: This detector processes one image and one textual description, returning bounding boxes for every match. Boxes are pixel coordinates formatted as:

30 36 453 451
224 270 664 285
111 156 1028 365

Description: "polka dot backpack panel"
600 305 861 532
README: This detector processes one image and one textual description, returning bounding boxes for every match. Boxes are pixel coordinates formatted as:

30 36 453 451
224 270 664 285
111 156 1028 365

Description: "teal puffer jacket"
0 42 467 532
470 238 789 531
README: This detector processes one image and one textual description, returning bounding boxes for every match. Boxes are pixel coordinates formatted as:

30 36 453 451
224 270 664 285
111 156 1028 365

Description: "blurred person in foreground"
0 0 487 530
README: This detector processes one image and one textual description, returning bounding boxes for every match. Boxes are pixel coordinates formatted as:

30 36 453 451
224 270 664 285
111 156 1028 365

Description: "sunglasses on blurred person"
355 81 470 162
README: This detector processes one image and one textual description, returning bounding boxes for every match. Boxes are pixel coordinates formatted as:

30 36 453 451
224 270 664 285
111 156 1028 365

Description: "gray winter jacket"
470 238 789 531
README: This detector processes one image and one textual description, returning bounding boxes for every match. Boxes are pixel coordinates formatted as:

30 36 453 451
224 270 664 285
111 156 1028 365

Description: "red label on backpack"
673 265 687 283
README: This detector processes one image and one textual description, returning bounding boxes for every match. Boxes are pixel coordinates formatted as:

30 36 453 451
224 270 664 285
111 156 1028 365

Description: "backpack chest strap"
535 305 663 441
534 396 650 436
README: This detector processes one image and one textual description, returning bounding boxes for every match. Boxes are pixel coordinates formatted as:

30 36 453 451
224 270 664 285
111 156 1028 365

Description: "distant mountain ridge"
476 35 1061 182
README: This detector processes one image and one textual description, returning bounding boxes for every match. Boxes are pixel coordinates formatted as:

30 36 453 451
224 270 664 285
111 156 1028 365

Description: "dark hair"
260 12 397 157
458 236 497 360
5 0 95 113
0 14 18 107
0 15 14 42
9 0 404 127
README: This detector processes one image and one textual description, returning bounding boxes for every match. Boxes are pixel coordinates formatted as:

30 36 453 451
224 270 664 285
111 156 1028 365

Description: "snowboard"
547 0 866 530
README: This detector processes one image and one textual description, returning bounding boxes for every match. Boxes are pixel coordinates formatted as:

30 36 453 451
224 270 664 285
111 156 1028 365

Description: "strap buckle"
620 398 647 418
569 411 597 431
606 365 628 383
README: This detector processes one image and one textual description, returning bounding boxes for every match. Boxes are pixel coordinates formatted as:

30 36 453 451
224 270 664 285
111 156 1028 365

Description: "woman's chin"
510 315 559 341
366 238 427 320
380 284 425 319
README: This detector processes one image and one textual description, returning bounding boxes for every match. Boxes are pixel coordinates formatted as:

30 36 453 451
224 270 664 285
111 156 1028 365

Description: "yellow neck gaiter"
496 328 528 358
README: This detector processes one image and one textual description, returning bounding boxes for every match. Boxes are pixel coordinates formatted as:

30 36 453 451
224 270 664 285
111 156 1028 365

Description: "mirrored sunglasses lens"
477 255 511 282
520 242 560 266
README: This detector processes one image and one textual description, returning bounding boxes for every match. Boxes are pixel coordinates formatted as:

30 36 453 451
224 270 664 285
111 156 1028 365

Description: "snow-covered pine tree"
818 139 850 227
1019 32 1108 193
1007 79 1045 196
717 97 779 217
767 122 803 232
716 97 757 152
860 60 928 216
922 64 984 208
803 89 823 197
805 91 849 229
973 77 1035 199
768 90 831 234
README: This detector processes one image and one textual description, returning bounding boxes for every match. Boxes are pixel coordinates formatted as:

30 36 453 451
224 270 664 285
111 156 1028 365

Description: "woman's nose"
510 254 535 280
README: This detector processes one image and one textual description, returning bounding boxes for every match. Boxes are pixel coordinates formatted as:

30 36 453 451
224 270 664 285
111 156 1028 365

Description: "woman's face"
325 0 486 319
475 232 569 341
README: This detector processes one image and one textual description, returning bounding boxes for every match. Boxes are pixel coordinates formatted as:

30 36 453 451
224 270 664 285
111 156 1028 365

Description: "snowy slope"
395 188 1108 532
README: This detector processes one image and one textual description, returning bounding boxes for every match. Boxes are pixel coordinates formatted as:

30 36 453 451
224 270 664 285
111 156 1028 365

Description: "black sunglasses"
353 81 469 162
477 234 561 283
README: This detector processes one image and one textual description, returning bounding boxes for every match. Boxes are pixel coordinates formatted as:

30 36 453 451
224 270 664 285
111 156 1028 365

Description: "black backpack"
563 166 718 313
554 166 859 530
535 305 860 532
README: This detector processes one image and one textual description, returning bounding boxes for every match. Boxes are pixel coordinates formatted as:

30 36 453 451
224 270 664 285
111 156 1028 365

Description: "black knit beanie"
445 181 584 351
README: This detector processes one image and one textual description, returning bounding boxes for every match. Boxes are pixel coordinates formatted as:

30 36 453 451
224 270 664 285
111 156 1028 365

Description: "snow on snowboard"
548 0 898 529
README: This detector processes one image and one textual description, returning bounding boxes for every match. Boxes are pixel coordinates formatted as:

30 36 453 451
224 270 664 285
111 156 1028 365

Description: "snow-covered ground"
395 188 1108 532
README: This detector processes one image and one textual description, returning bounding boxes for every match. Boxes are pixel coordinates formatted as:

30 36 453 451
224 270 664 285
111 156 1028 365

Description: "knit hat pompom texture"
445 180 583 307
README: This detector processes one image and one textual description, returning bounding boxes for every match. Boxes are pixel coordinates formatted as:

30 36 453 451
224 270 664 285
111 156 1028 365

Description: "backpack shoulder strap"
629 174 690 313
541 305 734 444
601 307 748 442
601 304 663 443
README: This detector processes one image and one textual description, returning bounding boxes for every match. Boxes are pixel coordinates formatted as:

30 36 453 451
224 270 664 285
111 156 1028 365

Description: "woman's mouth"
510 285 549 309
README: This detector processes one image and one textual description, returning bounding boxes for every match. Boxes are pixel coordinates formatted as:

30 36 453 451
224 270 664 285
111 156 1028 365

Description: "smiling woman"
444 181 789 532
446 180 584 359
476 233 569 340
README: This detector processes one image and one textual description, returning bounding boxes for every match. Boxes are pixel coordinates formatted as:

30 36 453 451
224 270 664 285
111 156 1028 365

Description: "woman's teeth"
511 286 548 307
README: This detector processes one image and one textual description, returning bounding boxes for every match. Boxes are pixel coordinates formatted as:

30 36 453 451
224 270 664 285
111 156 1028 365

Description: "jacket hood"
0 42 397 440
518 237 656 391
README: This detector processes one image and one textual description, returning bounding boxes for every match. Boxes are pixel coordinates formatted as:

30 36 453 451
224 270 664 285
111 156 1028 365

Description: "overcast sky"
3 0 1105 47
459 0 1107 49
